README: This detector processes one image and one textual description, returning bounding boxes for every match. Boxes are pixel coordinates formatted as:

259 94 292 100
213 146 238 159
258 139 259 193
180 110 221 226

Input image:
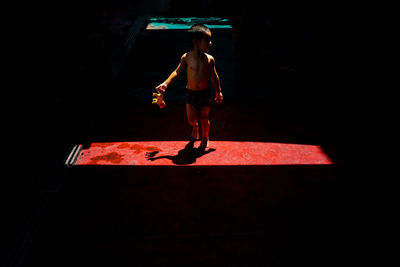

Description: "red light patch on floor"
73 141 333 166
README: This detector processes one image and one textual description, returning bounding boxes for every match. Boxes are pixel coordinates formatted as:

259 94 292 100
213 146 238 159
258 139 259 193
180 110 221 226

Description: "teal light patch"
146 17 232 30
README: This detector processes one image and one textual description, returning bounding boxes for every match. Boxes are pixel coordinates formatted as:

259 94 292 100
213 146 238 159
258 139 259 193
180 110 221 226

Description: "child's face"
197 31 212 52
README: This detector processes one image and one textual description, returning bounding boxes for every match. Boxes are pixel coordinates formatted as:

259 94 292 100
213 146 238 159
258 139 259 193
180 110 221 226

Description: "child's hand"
215 92 223 104
155 83 167 93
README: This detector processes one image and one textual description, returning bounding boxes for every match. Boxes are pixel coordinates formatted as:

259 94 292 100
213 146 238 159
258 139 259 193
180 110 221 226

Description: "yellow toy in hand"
152 90 166 108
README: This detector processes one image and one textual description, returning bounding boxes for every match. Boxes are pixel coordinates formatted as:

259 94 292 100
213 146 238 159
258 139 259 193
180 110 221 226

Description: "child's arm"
155 53 187 93
210 56 223 103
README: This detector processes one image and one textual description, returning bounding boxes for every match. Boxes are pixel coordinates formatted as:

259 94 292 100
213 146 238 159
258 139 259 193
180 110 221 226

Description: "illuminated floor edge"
145 17 232 30
72 141 333 166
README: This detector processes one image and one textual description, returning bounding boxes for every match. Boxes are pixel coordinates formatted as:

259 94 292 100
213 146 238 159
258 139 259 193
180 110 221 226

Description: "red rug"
74 141 332 166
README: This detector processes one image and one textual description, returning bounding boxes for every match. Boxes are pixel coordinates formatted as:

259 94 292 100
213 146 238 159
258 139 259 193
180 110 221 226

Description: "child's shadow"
145 140 216 165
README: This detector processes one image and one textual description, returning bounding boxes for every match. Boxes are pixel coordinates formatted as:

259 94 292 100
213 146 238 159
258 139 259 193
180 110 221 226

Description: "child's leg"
199 106 210 147
186 104 199 139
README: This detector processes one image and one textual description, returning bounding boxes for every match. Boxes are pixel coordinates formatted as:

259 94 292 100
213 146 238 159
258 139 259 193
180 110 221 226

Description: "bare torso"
185 51 212 91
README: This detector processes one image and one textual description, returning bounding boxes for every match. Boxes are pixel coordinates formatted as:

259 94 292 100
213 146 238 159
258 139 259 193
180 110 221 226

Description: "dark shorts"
185 88 212 110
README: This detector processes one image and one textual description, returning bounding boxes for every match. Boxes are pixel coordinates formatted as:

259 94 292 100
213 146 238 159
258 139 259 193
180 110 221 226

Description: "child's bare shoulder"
205 53 214 61
181 52 189 59
205 53 215 66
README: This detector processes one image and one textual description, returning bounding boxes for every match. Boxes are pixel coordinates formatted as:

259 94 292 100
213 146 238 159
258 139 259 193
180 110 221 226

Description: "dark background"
4 1 365 266
14 0 358 167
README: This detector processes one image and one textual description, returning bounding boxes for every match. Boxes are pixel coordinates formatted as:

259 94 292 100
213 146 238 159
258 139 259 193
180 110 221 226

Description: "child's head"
188 24 212 52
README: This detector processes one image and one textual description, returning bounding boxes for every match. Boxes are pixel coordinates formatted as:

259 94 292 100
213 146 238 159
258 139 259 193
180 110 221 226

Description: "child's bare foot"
192 122 199 140
199 138 209 150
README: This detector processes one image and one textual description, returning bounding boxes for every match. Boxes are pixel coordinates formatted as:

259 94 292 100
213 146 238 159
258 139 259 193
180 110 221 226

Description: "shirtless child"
155 24 223 150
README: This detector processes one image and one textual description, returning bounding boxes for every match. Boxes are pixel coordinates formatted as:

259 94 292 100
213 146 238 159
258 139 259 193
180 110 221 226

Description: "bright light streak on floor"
73 141 333 166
